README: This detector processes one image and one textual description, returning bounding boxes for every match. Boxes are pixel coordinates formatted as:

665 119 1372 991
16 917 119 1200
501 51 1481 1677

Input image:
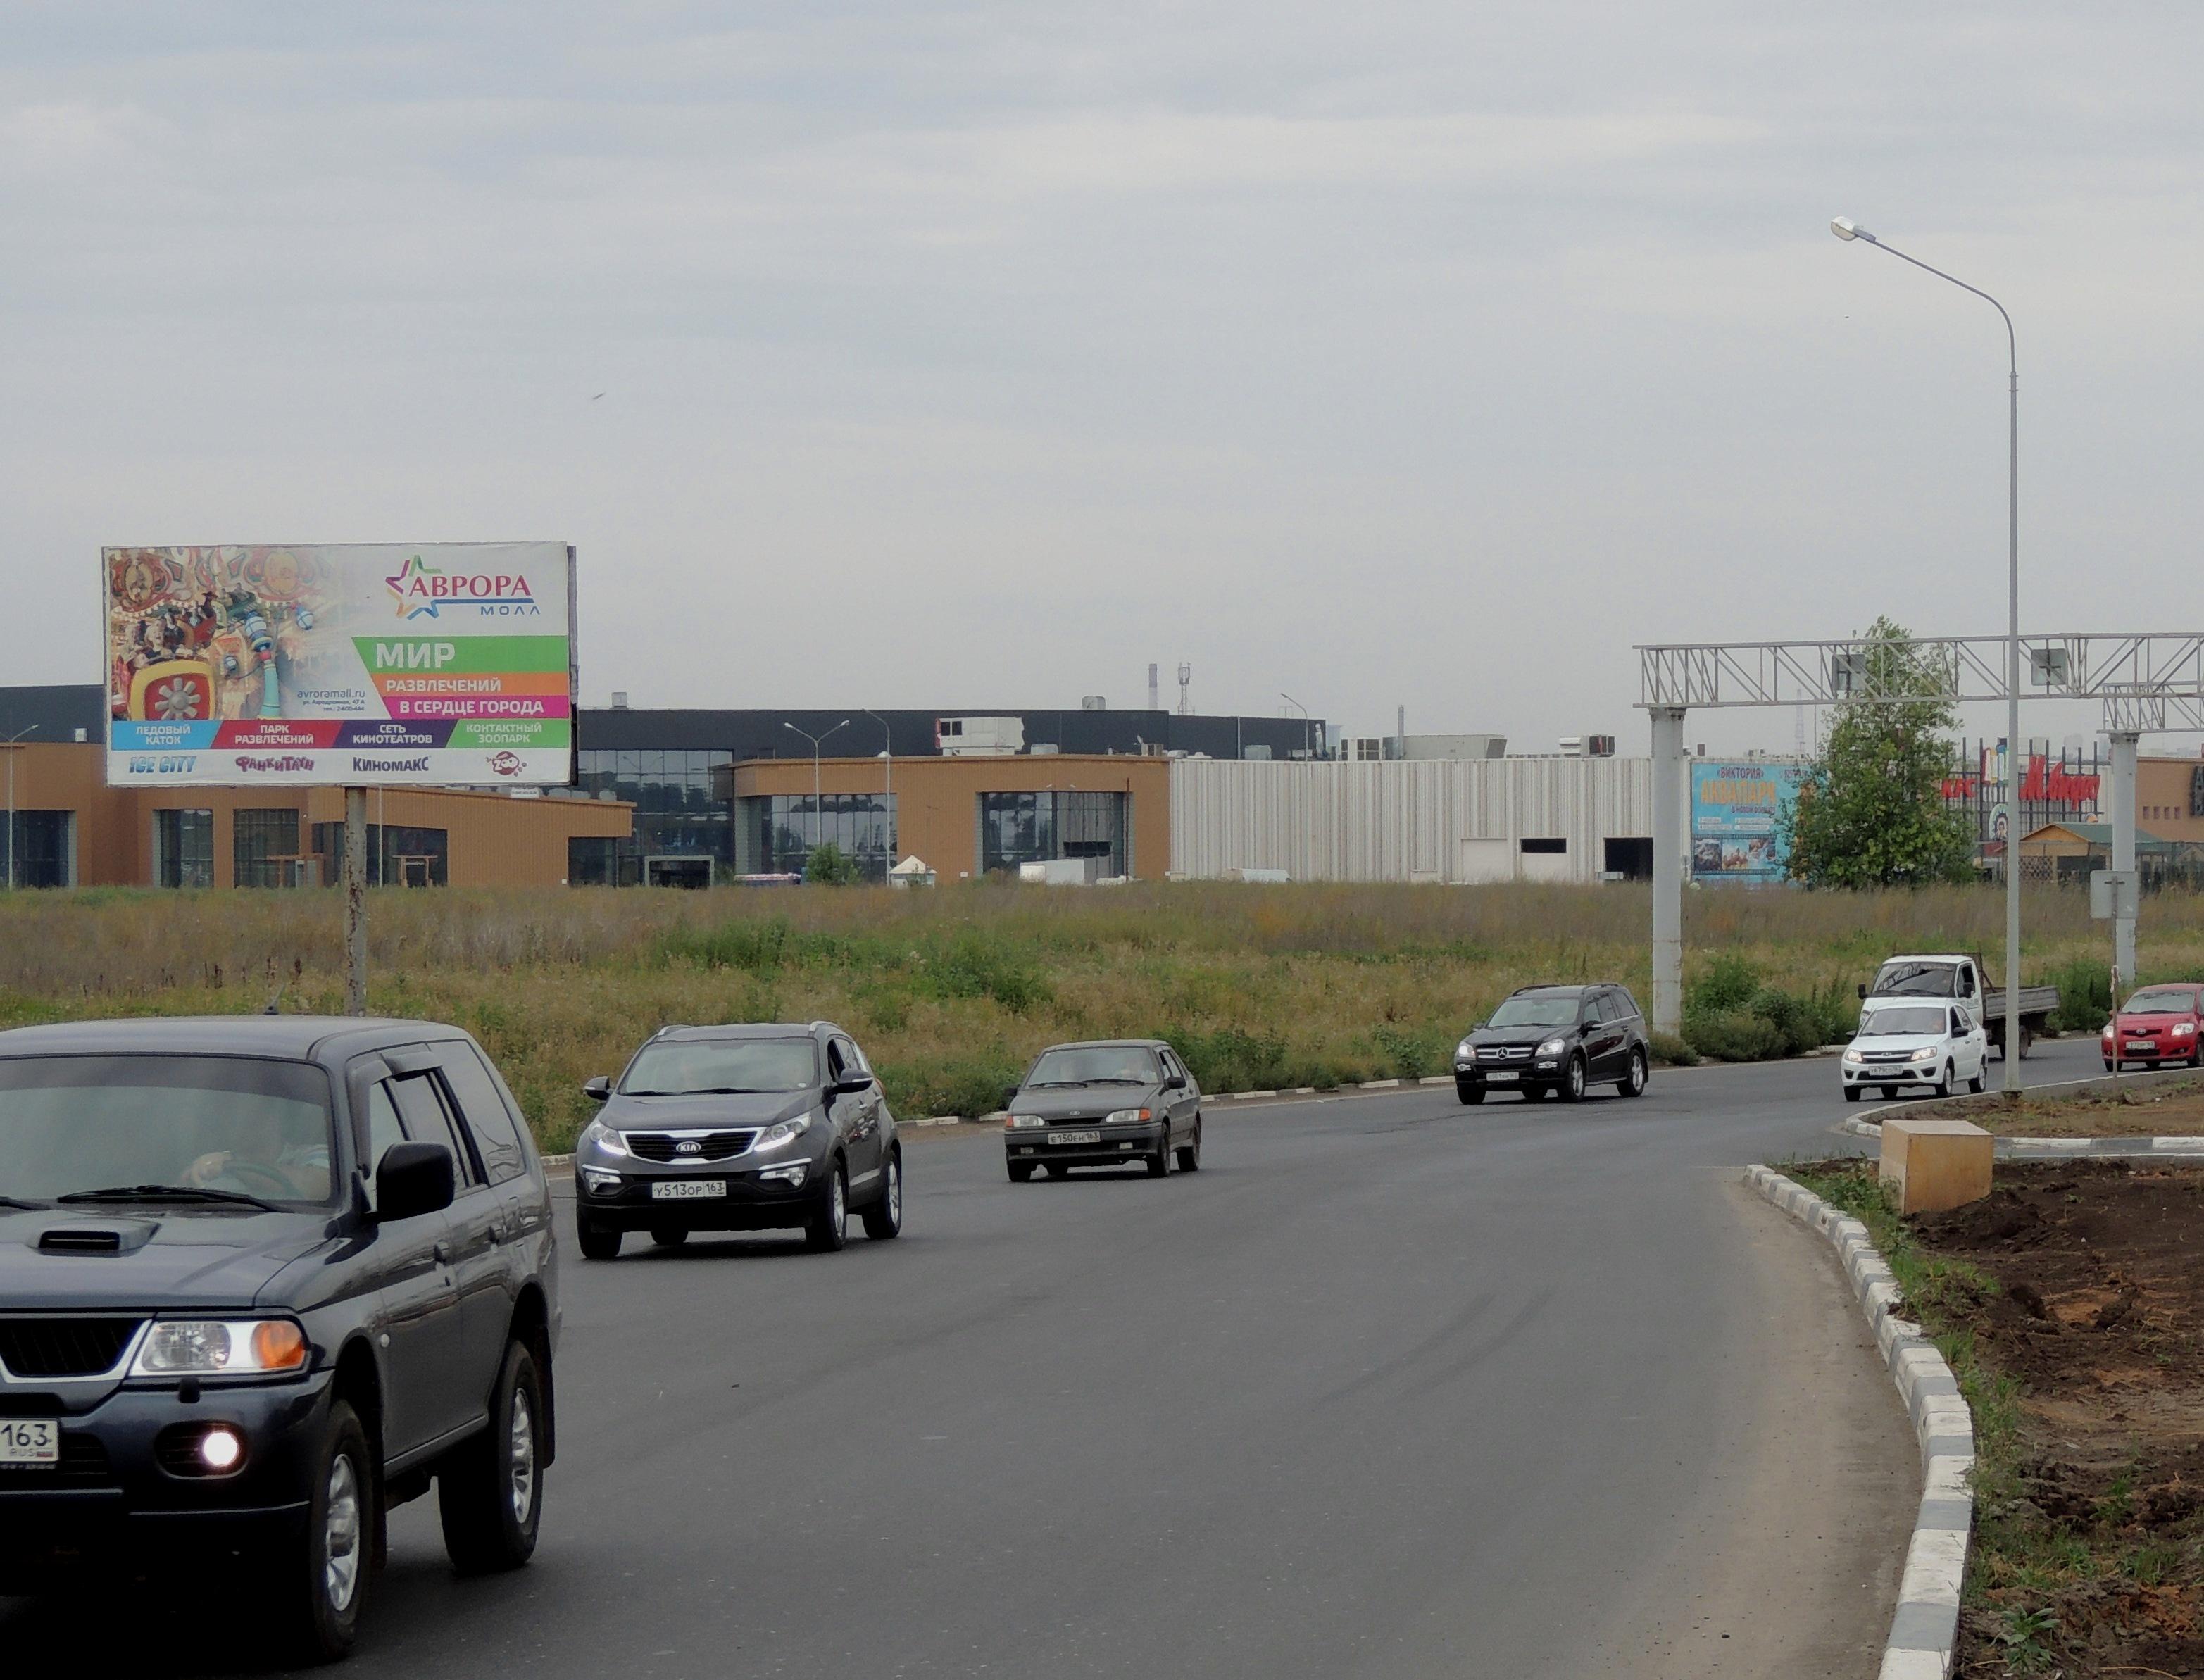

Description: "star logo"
386 555 443 620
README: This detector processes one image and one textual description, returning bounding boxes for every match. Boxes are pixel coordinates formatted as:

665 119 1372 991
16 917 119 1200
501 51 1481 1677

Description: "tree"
1781 616 1977 888
804 842 863 886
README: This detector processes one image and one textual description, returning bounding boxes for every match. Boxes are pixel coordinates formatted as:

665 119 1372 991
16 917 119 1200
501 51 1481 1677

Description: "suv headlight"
133 1319 308 1377
1536 1037 1567 1057
580 1120 629 1158
756 1113 816 1152
1006 1113 1046 1129
1455 1039 1476 1058
1103 1108 1153 1125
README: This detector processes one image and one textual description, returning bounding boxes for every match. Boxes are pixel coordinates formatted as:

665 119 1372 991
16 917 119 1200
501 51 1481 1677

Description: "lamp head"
1830 216 1875 244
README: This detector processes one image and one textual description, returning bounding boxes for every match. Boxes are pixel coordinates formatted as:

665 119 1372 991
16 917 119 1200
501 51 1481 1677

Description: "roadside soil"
1905 1076 2204 1136
1910 1162 2204 1676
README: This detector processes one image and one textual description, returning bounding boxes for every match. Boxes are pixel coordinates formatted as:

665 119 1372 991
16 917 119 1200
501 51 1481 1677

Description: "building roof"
2021 822 2177 852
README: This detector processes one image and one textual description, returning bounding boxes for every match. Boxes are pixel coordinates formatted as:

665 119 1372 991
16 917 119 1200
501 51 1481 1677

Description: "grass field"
5 881 2204 1150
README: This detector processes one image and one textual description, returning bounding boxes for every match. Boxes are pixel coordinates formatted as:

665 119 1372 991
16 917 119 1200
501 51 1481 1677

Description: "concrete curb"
1839 1115 2204 1158
1743 1164 1972 1680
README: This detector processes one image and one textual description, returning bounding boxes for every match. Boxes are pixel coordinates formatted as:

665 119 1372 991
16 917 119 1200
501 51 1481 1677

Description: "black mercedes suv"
1452 984 1651 1104
0 1015 560 1664
1002 1039 1203 1181
572 1022 902 1256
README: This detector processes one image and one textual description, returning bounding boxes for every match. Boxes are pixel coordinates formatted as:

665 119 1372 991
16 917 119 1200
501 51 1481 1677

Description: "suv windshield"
0 1055 336 1207
1486 996 1582 1029
1859 1007 1949 1037
2124 990 2198 1015
1027 1046 1160 1086
620 1038 818 1096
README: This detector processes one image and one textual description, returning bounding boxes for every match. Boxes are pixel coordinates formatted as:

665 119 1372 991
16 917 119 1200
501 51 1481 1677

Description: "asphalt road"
5 1036 2108 1676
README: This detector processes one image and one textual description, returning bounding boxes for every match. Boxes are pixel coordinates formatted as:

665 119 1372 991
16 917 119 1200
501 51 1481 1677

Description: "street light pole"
1280 693 1310 760
1832 215 2024 1093
781 720 851 861
4 725 38 891
861 710 893 875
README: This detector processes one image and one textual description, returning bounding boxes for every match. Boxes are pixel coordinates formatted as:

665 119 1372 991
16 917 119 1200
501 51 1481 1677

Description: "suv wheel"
1455 1081 1484 1105
576 1217 620 1261
649 1226 688 1248
277 1398 372 1662
1618 1049 1648 1098
439 1339 545 1575
1558 1055 1586 1103
860 1151 903 1240
1175 1119 1202 1172
806 1161 849 1252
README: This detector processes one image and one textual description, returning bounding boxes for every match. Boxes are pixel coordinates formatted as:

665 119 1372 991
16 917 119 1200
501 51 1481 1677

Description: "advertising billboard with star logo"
104 543 576 788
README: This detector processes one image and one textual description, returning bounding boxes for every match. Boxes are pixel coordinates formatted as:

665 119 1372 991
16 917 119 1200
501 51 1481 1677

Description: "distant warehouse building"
1168 756 1658 885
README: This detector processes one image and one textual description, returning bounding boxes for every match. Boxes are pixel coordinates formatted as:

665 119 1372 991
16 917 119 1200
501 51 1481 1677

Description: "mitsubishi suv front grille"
0 1317 144 1379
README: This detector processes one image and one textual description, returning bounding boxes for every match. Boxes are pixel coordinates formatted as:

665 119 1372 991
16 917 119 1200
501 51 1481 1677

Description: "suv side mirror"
581 1075 611 1102
1857 983 1867 1000
375 1142 454 1223
832 1072 875 1095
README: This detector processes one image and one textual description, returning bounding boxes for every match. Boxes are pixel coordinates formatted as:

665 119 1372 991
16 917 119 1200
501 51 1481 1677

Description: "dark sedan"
1452 984 1651 1104
0 1015 559 1663
571 1022 901 1256
1002 1039 1203 1181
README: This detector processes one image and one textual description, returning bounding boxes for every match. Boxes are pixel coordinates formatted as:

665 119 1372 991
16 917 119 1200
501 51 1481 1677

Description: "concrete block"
1881 1117 1993 1215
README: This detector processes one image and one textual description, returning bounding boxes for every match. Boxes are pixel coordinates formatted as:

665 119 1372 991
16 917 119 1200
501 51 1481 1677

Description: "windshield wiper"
0 1195 49 1212
1083 1077 1151 1085
57 1184 279 1212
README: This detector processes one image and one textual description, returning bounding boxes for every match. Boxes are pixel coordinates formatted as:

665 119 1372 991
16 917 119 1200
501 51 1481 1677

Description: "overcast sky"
6 1 2199 755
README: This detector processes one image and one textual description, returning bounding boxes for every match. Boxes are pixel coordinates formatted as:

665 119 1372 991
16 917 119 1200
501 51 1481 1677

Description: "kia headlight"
133 1319 308 1377
580 1120 628 1158
1536 1037 1567 1058
1103 1108 1153 1125
756 1113 817 1152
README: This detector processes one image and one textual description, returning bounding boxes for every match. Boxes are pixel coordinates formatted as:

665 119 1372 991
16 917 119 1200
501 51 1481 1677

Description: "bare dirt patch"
1909 1162 2204 1676
1907 1077 2204 1137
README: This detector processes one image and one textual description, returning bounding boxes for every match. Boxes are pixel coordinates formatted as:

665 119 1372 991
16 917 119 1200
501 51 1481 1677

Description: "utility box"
1880 1117 1993 1215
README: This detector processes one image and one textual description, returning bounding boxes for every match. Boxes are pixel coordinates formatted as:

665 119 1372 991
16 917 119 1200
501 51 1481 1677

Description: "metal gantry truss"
1638 634 2204 732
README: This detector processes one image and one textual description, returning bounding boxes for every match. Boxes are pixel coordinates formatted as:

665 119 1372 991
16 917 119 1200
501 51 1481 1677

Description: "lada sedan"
1002 1039 1203 1181
572 1022 901 1256
0 1016 560 1663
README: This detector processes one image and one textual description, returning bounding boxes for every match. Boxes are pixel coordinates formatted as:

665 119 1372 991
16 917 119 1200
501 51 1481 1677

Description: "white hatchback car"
1841 1001 1989 1102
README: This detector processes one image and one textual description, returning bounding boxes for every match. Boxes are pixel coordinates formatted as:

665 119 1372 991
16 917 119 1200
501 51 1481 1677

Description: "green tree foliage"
1782 617 1977 889
804 842 863 886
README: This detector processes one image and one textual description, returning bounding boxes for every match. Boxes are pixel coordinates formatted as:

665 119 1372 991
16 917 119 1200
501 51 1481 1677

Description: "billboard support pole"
344 786 368 1017
1649 707 1686 1038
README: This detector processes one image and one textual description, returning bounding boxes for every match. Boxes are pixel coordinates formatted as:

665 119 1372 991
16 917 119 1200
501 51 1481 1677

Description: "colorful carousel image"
108 548 332 723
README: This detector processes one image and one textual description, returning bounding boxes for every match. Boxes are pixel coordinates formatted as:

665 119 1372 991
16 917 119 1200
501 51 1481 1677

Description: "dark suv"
1453 984 1651 1104
1002 1039 1203 1180
0 1015 559 1663
572 1022 901 1256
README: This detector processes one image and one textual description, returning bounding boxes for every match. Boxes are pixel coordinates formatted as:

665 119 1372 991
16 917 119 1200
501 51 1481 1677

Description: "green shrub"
804 844 862 886
1166 1024 1293 1092
1648 1031 1698 1067
1683 1009 1789 1062
659 916 795 972
884 1053 1023 1119
1691 953 1760 1014
2039 954 2112 1033
916 929 1053 1014
1370 1024 1448 1080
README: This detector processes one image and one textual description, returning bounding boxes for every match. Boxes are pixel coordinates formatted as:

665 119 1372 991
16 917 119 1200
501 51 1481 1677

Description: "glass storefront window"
153 809 214 889
734 794 896 880
234 810 304 889
4 812 75 889
979 791 1126 877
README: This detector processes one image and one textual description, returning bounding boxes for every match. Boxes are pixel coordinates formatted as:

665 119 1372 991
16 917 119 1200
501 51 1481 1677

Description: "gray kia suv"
572 1022 901 1257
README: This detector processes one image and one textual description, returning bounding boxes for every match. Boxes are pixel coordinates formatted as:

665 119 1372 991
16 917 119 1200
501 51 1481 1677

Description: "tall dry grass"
2 882 2194 1147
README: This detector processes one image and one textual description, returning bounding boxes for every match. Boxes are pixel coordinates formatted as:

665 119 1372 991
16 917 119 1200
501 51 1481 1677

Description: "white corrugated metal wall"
1168 757 1657 884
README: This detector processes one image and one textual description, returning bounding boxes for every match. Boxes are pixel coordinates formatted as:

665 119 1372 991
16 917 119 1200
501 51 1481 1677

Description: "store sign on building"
1690 761 1810 882
104 544 576 787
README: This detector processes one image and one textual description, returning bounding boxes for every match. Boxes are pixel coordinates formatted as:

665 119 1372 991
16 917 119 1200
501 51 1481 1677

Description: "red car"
2102 983 2204 1070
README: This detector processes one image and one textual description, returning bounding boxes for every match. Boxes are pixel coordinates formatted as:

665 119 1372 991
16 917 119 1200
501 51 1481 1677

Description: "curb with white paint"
1839 1115 2204 1159
1743 1164 1972 1680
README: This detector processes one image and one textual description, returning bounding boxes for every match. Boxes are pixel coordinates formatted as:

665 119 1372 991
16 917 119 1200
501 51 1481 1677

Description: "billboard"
1691 760 1810 882
104 544 575 788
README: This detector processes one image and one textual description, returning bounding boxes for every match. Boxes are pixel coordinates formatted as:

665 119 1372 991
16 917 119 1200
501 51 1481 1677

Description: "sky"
6 1 2201 756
